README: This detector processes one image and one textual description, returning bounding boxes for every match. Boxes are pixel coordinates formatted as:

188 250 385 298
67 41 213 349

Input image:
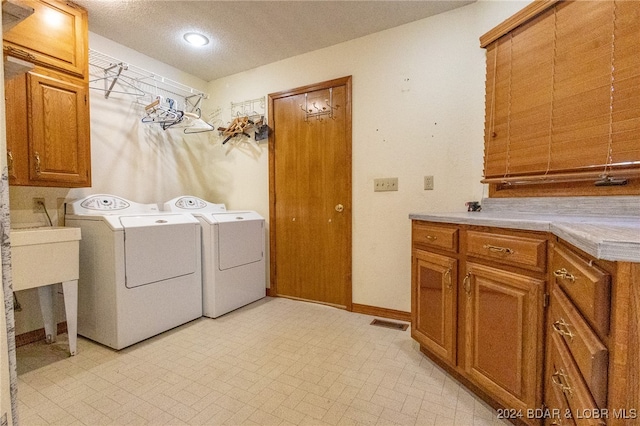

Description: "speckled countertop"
409 196 640 263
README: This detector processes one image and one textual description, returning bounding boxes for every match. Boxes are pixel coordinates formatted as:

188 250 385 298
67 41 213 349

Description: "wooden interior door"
269 77 352 308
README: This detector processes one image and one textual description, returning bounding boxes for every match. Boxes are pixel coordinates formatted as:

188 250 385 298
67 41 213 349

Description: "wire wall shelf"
88 49 209 106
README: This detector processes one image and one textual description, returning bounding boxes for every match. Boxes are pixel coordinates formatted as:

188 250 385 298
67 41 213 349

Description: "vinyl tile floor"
16 297 510 426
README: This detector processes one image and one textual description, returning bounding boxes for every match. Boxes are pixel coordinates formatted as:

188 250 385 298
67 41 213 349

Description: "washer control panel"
165 196 226 212
174 197 208 209
80 196 130 211
66 194 161 215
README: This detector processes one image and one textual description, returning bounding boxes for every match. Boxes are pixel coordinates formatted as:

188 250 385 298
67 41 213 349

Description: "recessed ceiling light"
184 32 209 47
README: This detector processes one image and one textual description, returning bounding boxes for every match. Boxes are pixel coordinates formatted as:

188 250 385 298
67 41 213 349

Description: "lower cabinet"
412 220 639 426
412 249 457 365
412 221 547 424
464 262 544 413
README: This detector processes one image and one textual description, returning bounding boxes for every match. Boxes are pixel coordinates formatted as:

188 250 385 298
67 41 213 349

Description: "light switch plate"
374 177 398 192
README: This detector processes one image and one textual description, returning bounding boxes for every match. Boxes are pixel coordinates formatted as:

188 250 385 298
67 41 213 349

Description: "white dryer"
65 194 203 350
164 196 266 318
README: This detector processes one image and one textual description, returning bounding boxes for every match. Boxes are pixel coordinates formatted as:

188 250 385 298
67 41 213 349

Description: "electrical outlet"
424 176 434 190
374 177 398 192
33 197 45 213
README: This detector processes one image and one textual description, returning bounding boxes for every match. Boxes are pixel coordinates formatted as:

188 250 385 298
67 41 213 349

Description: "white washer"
164 196 266 318
65 194 203 350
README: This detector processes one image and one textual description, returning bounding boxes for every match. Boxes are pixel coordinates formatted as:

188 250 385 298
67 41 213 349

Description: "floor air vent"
370 319 409 331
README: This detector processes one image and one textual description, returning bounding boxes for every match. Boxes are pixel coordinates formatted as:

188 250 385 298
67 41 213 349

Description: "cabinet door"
412 249 457 365
4 73 29 185
464 262 544 413
27 68 91 186
3 0 88 77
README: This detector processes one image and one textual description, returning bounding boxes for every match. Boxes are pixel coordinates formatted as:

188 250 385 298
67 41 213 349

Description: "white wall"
9 33 214 334
205 0 529 312
8 0 530 335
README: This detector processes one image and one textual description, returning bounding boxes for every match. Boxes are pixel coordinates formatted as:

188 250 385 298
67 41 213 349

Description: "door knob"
335 204 344 213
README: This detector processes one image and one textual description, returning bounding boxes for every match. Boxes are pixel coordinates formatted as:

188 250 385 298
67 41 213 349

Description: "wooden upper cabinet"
27 67 90 186
4 72 29 185
3 0 91 188
3 0 88 78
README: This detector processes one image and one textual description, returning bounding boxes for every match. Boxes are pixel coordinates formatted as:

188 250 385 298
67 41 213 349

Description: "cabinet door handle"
463 273 471 297
483 244 514 255
553 268 576 283
5 46 36 62
7 150 13 173
444 268 452 290
551 369 573 396
34 152 41 175
552 318 574 340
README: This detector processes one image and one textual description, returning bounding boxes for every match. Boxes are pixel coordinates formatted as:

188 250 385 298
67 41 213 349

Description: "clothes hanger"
89 63 147 99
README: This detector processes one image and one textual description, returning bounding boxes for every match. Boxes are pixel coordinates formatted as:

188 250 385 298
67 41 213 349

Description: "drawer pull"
553 268 576 283
424 235 437 241
34 152 41 175
551 369 573 396
463 273 471 297
444 268 452 290
483 244 514 255
552 318 574 340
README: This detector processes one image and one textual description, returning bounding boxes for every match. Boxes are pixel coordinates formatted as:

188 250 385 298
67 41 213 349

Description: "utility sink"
10 226 81 355
11 226 81 291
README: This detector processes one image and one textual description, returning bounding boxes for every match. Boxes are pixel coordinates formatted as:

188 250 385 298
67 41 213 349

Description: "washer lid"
119 214 198 228
120 219 198 288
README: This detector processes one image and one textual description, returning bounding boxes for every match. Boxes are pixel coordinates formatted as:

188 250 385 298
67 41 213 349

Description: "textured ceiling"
74 1 475 82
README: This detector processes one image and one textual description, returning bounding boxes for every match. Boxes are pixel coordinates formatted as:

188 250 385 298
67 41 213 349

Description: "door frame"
267 76 353 309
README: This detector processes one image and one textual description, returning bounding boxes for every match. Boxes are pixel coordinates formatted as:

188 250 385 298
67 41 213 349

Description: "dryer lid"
217 217 264 271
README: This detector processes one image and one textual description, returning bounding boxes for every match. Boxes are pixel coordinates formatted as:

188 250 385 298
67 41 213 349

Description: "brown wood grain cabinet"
3 0 87 78
412 248 457 365
545 241 639 426
3 0 90 188
412 220 640 425
464 261 544 415
412 221 547 424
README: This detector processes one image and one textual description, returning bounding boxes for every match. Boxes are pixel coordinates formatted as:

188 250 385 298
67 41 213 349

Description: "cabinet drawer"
549 288 607 409
544 365 576 426
413 222 458 252
551 244 610 337
548 333 604 426
466 231 546 271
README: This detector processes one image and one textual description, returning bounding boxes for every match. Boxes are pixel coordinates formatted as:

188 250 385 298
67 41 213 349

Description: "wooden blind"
482 0 640 186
